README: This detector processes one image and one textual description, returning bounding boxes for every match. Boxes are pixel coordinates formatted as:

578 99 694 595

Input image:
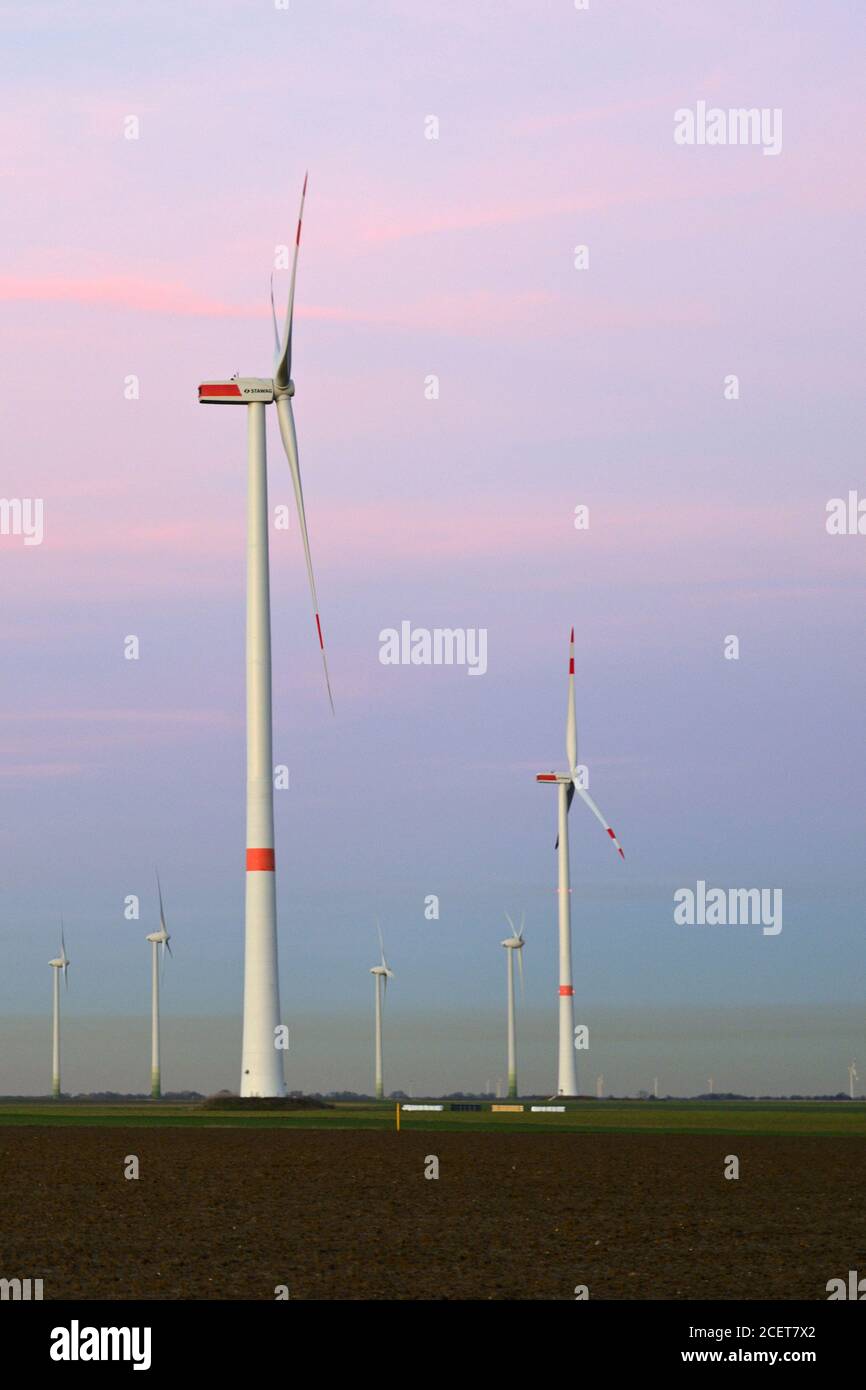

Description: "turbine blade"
517 946 525 1003
565 626 577 773
273 172 308 391
156 870 167 933
275 393 334 713
574 783 625 859
519 911 525 940
269 272 282 365
64 962 69 990
504 911 515 935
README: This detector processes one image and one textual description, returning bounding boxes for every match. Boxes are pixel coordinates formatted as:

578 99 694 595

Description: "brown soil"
1 1129 863 1300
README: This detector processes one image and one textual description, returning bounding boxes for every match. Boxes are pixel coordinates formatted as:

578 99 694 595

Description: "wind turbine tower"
370 924 394 1100
501 913 525 1100
536 629 624 1096
146 874 173 1099
48 924 70 1099
596 1074 604 1099
198 176 333 1097
849 1061 858 1100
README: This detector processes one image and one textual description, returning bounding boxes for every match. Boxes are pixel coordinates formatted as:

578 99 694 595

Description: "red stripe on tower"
315 614 324 649
246 848 275 871
559 985 574 996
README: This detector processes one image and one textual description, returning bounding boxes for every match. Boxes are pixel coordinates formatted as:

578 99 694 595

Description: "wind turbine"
198 175 333 1097
849 1061 858 1100
370 924 394 1101
48 923 70 1099
146 873 173 1100
596 1074 604 1099
536 629 624 1096
501 913 525 1100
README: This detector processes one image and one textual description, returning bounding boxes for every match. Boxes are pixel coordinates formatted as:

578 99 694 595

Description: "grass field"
0 1098 863 1136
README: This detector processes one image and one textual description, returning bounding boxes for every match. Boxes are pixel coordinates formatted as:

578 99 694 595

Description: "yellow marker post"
396 1102 401 1132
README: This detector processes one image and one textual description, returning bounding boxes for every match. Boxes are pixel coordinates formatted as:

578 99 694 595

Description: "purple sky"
1 1 864 1095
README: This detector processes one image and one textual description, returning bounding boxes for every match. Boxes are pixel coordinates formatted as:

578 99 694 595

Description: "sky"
1 0 864 1097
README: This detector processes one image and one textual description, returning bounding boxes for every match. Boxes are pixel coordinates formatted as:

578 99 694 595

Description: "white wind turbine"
501 913 525 1100
596 1074 604 1099
536 628 624 1096
145 873 173 1100
48 922 70 1099
370 924 394 1101
849 1061 858 1100
198 175 333 1097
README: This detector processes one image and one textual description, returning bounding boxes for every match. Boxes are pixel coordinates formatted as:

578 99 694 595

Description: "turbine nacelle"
198 376 281 404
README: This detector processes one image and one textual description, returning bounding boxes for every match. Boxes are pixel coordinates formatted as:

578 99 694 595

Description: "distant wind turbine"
707 1077 714 1096
501 913 525 1100
536 628 624 1096
653 1076 659 1098
370 924 394 1100
146 873 173 1099
849 1061 858 1100
596 1074 604 1099
48 922 70 1099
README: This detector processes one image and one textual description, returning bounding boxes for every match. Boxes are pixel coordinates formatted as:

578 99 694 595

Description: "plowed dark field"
2 1128 863 1299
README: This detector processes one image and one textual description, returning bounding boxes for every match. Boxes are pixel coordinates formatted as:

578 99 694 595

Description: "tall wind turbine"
370 924 394 1100
198 176 333 1097
849 1061 858 1100
146 873 173 1100
48 923 70 1099
501 913 525 1100
536 629 624 1096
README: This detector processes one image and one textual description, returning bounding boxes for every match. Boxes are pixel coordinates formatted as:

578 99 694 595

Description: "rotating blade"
273 172 308 391
574 783 625 859
565 626 577 773
275 392 334 712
